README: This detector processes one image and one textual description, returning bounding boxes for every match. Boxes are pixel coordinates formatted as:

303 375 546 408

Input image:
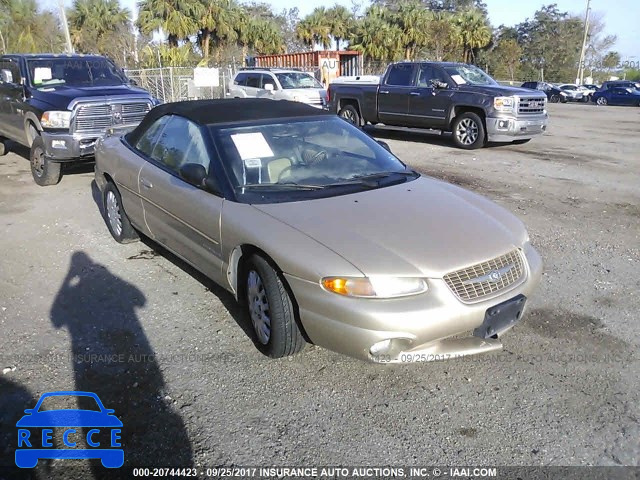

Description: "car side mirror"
377 140 392 152
264 83 274 93
129 78 138 86
24 409 34 414
180 163 208 188
431 80 448 89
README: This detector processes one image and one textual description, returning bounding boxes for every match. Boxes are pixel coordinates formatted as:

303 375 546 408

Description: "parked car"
592 86 640 106
327 62 548 150
0 54 155 185
599 80 640 91
95 98 542 363
228 68 327 109
521 81 567 103
582 84 599 92
557 84 587 102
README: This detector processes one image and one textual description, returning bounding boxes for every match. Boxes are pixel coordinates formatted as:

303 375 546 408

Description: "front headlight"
493 96 515 112
560 91 567 96
321 276 428 298
41 111 71 129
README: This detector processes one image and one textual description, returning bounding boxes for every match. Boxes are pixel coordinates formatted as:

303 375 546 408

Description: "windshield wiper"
238 182 325 191
326 171 419 187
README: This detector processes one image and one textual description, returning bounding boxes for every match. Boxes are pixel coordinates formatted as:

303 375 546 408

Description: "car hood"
253 177 528 278
16 410 123 427
457 84 544 97
29 84 151 110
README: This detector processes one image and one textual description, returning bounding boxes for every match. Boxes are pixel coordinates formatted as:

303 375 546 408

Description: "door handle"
379 90 390 94
409 91 420 96
140 178 153 189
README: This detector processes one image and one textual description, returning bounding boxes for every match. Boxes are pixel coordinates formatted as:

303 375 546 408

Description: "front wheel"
244 255 305 358
452 112 485 150
103 182 139 243
30 136 62 186
338 104 361 127
596 96 608 106
0 138 7 156
549 95 560 103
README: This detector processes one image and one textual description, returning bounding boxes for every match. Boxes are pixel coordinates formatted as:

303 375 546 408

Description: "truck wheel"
103 182 139 243
338 104 361 127
244 254 305 358
452 112 485 150
30 136 62 186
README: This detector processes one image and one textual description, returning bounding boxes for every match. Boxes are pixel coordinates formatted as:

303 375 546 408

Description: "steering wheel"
303 149 328 165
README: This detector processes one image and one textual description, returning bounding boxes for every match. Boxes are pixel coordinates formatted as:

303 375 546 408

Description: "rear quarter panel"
330 84 379 122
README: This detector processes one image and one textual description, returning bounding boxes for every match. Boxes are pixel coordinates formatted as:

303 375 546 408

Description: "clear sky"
47 0 638 60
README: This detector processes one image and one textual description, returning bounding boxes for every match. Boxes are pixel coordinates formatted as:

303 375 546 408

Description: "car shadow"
90 180 257 348
3 140 94 177
49 251 193 476
364 125 455 148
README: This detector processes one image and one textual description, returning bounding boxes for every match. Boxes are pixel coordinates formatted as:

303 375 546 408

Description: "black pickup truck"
0 54 155 185
328 62 548 149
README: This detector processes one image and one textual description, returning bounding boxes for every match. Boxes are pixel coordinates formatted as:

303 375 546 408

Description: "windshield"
26 58 127 87
275 72 323 89
561 85 577 90
444 65 497 86
212 117 417 204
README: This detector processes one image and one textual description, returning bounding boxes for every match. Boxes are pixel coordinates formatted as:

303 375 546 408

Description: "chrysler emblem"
462 264 515 286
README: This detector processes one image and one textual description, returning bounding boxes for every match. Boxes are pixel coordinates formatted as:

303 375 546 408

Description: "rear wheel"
244 254 305 358
452 112 485 150
30 136 62 186
596 96 608 106
0 138 7 156
338 104 361 127
549 94 560 103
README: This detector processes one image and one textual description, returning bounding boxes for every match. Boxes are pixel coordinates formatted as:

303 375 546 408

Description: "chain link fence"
125 66 236 103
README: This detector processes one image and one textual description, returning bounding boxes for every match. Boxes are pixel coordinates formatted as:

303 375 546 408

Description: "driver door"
0 59 26 142
137 115 225 283
407 64 453 128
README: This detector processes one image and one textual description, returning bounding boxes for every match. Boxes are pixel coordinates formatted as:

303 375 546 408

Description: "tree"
296 7 332 50
137 0 201 47
68 0 132 60
424 10 460 61
0 0 65 54
196 0 239 62
454 8 491 63
325 5 354 50
349 5 403 63
601 51 620 69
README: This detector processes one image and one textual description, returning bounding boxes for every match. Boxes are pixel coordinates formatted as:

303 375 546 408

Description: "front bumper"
486 114 548 143
41 131 101 162
286 243 543 363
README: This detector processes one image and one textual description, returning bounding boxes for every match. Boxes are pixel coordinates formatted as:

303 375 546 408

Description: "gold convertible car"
95 99 542 363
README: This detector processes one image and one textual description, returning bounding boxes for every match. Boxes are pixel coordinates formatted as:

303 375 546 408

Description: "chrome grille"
518 97 546 115
443 249 526 302
73 101 151 133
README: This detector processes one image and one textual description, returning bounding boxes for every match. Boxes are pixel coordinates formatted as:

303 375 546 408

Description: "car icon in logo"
15 391 123 468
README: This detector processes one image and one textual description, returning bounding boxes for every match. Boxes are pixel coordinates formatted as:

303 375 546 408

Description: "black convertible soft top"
126 98 331 145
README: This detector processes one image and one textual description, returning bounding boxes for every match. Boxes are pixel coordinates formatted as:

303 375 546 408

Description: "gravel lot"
0 103 639 478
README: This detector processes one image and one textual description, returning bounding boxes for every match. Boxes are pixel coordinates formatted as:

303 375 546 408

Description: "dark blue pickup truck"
328 62 549 150
0 54 155 185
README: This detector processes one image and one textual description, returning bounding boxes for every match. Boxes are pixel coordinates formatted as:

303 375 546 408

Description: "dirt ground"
0 102 638 479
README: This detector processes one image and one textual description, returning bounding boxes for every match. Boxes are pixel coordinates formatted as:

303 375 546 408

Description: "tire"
512 139 531 145
596 96 608 106
549 95 560 103
244 254 305 358
103 181 139 243
0 138 7 156
338 104 361 127
582 95 590 103
451 112 485 150
30 136 62 186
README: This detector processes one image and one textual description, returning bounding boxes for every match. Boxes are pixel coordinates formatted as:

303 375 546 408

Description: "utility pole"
576 0 591 85
58 0 74 54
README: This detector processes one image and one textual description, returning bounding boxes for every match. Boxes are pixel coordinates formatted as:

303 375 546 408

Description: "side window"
245 74 261 89
150 116 210 174
261 73 275 90
135 116 171 157
385 65 414 86
417 65 447 87
234 73 247 86
0 60 20 84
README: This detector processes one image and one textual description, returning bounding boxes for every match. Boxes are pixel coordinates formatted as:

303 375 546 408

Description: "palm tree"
196 0 239 62
349 5 403 63
325 5 354 50
425 11 460 61
392 1 430 60
251 18 284 55
137 0 201 47
454 8 491 63
296 7 331 50
68 0 131 53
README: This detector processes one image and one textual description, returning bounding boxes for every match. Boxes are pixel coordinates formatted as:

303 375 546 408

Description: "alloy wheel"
455 118 479 146
106 190 123 237
247 270 271 345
